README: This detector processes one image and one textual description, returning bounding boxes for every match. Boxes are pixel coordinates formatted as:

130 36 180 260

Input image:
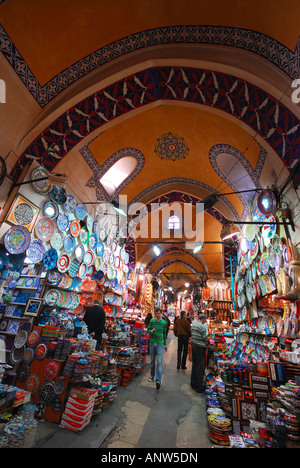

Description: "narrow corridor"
33 334 212 449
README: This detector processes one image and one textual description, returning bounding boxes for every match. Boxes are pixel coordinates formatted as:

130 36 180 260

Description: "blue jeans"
150 342 164 383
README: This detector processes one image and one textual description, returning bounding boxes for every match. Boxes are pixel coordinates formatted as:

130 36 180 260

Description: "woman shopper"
147 308 168 390
173 310 191 369
190 313 209 393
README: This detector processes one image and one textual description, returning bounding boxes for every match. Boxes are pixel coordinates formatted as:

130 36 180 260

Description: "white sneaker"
148 376 154 382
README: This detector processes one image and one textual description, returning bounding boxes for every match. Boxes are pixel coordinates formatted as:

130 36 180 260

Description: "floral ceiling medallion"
155 132 189 161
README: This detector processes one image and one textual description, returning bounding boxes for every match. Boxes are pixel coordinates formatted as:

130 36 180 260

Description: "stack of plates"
208 414 232 446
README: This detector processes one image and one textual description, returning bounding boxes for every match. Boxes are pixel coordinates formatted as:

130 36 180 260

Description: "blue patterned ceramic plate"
96 241 104 256
4 225 31 254
64 194 77 213
80 227 89 244
43 248 58 270
57 213 69 232
86 214 93 232
43 200 59 221
26 239 46 263
50 186 67 205
64 234 76 254
74 243 85 262
93 220 100 237
89 234 98 250
31 167 51 195
76 203 86 220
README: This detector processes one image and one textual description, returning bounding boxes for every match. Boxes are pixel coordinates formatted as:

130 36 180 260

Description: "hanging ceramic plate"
50 185 67 205
74 243 85 262
31 166 51 195
23 347 35 365
80 227 89 244
114 255 120 268
259 253 269 275
54 379 65 395
25 374 39 395
4 225 31 254
95 256 102 271
70 219 81 237
57 213 69 233
36 342 48 361
64 194 77 213
97 241 105 256
64 234 76 254
78 262 87 279
43 200 59 221
14 330 28 349
249 238 259 260
44 288 60 306
50 231 63 250
44 361 59 381
86 214 94 232
83 249 94 266
10 346 25 365
35 217 55 241
57 253 70 273
75 203 86 220
27 330 40 347
124 252 130 265
26 239 46 263
245 224 257 242
106 236 112 247
106 265 115 280
89 233 98 250
206 279 217 289
99 228 107 241
39 381 55 404
93 220 100 237
43 248 58 270
69 259 81 278
47 269 62 285
51 396 62 412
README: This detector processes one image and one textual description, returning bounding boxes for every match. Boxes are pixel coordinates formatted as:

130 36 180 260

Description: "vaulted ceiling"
0 0 299 290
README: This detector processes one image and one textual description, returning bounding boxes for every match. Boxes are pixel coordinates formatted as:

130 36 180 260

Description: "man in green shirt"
190 313 209 393
147 308 167 390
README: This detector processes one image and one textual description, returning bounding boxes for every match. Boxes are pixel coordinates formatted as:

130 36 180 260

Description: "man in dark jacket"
173 310 191 370
83 300 106 350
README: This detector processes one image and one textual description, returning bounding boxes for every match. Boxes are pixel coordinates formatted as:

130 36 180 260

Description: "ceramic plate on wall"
26 239 46 263
31 167 51 195
35 217 55 241
4 225 31 254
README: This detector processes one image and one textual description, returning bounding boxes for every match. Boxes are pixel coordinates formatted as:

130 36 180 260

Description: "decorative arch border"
10 66 300 186
81 146 145 202
154 259 199 275
130 187 237 223
209 143 268 218
147 246 208 273
0 24 299 107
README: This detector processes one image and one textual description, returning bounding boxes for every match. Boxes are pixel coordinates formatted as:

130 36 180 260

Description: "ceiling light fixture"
193 242 203 254
220 223 240 241
111 200 128 217
153 243 161 257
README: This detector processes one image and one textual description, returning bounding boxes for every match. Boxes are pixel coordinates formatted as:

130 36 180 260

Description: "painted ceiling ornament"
155 132 189 161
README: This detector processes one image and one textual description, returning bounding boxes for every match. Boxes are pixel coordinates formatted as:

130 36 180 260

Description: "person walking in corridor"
147 308 167 390
190 313 209 393
173 310 191 369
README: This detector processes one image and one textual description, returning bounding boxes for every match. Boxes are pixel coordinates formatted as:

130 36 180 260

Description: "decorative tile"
9 66 299 187
0 24 298 107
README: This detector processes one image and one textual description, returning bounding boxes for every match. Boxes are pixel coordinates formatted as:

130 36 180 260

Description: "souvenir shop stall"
201 195 300 448
0 163 149 444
